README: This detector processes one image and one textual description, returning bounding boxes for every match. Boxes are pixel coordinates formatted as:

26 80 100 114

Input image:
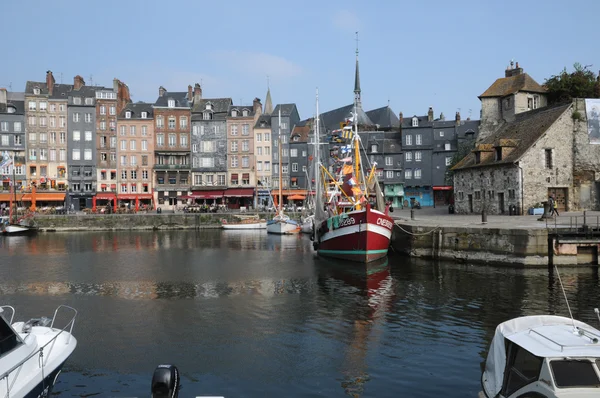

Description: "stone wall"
572 98 600 210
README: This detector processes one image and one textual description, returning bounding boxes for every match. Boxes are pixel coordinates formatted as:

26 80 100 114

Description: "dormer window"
232 109 238 117
293 136 299 142
7 106 16 114
73 97 81 105
168 99 175 108
205 103 212 110
412 117 418 127
242 109 249 117
203 111 212 120
141 112 147 119
33 87 40 95
371 144 378 153
125 111 131 119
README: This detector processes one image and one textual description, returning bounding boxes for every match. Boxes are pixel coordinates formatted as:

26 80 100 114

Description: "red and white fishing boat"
311 88 393 263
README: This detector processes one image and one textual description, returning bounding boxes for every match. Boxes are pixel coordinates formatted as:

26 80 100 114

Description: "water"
1 231 600 397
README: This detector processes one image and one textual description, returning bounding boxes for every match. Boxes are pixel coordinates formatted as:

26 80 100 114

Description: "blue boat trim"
319 249 388 255
24 365 64 398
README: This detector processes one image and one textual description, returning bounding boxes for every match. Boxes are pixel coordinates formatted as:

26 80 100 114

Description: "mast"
11 152 16 224
314 88 320 206
353 101 360 187
278 108 282 213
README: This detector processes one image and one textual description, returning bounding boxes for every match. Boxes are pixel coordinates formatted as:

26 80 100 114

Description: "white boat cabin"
481 315 600 397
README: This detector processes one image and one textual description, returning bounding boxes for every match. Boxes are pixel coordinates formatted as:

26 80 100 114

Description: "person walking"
550 196 559 216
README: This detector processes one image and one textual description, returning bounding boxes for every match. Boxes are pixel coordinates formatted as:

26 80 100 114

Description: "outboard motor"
151 364 180 398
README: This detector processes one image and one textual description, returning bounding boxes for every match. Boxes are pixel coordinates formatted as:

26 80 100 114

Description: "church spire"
264 76 273 115
354 31 362 109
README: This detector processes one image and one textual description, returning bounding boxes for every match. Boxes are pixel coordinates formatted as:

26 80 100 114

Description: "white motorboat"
0 305 77 398
222 218 267 230
301 214 314 234
266 214 300 235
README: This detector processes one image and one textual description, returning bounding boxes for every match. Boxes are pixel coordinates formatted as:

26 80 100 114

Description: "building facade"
254 113 272 207
152 86 191 209
271 104 300 196
289 121 310 191
0 89 26 189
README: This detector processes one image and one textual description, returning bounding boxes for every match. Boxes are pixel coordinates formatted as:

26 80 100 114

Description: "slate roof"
6 92 25 101
366 106 399 129
154 91 191 107
452 103 570 170
119 102 154 119
192 98 232 114
1 100 24 115
227 105 255 117
319 104 374 132
254 114 272 129
272 103 298 117
49 84 74 99
479 73 546 98
24 81 48 95
71 85 109 98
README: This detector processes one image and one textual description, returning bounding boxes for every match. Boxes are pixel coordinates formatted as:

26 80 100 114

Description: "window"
405 135 412 145
120 125 126 136
28 116 36 126
100 106 106 115
39 116 46 126
142 140 148 151
257 147 262 155
121 140 127 150
290 148 298 157
242 156 249 168
242 124 249 135
257 161 262 171
110 106 116 115
264 133 270 142
131 184 137 193
29 132 36 142
475 191 481 200
168 99 175 108
444 143 451 151
282 164 288 173
14 135 22 145
411 117 418 127
231 125 238 136
545 149 553 169
231 156 238 167
508 189 515 199
168 117 176 129
141 112 147 119
125 111 131 119
59 104 65 112
156 116 164 128
142 170 148 179
49 117 56 127
201 141 215 152
265 161 270 171
405 152 412 161
142 156 148 166
84 149 92 160
73 131 81 141
85 131 92 141
72 183 80 191
121 184 128 193
14 122 21 132
501 343 543 397
130 141 136 151
85 97 93 105
256 133 262 142
59 149 65 161
84 113 92 123
39 132 47 143
203 112 211 120
157 134 164 146
440 131 445 137
416 134 422 145
50 104 57 113
28 101 36 110
180 135 188 147
130 156 137 166
265 147 270 155
99 121 106 131
60 116 66 127
142 126 147 136
120 155 126 166
282 148 289 157
200 158 214 167
445 156 452 166
231 173 238 184
302 165 307 172
231 141 238 152
242 110 248 117
405 169 412 179
180 117 188 129
292 163 298 172
385 157 392 166
0 122 7 132
73 113 80 122
1 135 8 145
130 126 136 135
168 134 176 147
415 151 422 161
110 136 116 148
72 149 80 160
242 140 249 152
414 168 421 179
386 171 393 179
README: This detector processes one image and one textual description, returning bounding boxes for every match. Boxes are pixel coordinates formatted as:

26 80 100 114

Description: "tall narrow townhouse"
0 89 26 191
24 78 49 189
190 84 231 205
152 86 192 210
47 75 72 194
225 99 261 209
270 104 300 204
254 112 272 208
114 103 154 210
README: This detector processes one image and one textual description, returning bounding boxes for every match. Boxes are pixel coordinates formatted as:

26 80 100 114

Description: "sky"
2 0 600 121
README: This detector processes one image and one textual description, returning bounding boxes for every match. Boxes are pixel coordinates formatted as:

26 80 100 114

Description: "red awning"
96 193 116 200
433 186 453 191
191 190 224 199
224 188 254 197
101 184 107 188
137 194 153 199
242 173 249 179
110 184 116 189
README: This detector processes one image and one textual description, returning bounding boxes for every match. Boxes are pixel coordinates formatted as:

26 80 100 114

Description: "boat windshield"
0 314 21 357
550 359 600 388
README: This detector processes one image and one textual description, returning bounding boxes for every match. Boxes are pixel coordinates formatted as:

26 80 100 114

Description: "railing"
0 305 77 386
546 212 600 237
153 165 191 170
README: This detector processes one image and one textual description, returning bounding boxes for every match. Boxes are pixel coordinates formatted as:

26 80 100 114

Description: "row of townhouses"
0 53 482 211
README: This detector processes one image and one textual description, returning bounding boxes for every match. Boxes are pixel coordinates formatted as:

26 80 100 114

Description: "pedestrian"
549 196 559 216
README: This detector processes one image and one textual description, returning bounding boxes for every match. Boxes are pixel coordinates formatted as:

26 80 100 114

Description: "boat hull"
222 222 267 230
315 206 394 263
301 216 313 234
267 220 300 235
2 224 38 236
22 364 64 398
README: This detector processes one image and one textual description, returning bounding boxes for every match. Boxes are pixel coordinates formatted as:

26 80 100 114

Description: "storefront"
384 184 404 208
433 186 453 207
224 188 254 210
189 190 224 204
256 189 271 208
403 186 433 208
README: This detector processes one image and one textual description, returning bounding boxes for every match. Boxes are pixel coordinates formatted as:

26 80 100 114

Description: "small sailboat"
312 90 394 263
267 109 300 235
222 214 267 230
1 152 37 236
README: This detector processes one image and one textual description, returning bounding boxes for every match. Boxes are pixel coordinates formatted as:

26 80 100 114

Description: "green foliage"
572 111 582 121
544 63 600 104
445 139 476 185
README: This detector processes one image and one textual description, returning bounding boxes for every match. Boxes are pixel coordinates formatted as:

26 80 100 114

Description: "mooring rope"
395 223 442 236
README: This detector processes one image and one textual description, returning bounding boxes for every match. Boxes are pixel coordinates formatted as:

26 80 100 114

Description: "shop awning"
224 188 254 197
137 194 153 200
34 193 66 201
288 194 305 200
433 186 453 191
96 193 116 200
191 190 224 199
270 189 308 196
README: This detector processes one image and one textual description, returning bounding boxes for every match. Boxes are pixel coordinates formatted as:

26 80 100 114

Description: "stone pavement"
390 205 600 230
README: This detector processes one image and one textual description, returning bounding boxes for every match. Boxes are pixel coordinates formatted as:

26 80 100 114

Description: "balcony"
153 164 191 170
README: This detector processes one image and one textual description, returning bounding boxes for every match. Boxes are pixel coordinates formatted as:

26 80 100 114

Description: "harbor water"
1 230 599 397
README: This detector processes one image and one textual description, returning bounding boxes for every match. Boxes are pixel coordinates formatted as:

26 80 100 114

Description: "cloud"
333 9 360 32
211 51 303 81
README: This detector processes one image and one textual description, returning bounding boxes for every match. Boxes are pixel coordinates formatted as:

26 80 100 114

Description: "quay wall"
33 213 285 231
391 223 550 267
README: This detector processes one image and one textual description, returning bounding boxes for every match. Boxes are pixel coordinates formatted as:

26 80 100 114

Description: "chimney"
194 83 202 101
253 97 262 114
427 107 434 122
0 88 7 107
505 61 523 78
73 75 85 90
159 86 167 97
440 112 445 121
115 79 132 114
399 112 403 125
188 85 193 101
46 71 55 96
455 111 461 126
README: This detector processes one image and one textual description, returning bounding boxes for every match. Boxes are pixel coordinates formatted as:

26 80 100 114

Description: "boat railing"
0 306 15 325
528 326 600 351
0 305 77 386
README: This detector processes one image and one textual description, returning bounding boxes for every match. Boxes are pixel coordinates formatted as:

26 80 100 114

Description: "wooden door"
548 188 567 212
498 192 505 214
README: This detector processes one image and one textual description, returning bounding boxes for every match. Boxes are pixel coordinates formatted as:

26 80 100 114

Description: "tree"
544 63 600 104
445 138 476 186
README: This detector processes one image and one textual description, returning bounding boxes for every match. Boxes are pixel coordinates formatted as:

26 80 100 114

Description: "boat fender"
151 364 181 398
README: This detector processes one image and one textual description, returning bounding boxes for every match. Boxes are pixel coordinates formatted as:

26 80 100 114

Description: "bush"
572 111 582 121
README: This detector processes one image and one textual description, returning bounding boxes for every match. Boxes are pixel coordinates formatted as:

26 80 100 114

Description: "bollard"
410 209 415 220
482 209 487 224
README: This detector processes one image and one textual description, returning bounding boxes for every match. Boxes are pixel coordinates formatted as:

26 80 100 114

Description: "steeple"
354 31 362 109
264 76 273 115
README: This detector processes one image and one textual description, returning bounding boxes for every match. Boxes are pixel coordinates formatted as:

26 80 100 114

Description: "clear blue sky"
2 0 599 121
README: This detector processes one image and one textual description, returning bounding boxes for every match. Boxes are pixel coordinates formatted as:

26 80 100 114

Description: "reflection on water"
1 231 600 397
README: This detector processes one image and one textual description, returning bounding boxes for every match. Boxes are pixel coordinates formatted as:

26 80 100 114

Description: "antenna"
554 265 576 330
89 75 94 86
469 109 473 119
267 75 270 89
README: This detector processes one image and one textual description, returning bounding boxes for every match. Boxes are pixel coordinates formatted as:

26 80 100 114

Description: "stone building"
190 84 231 204
0 89 26 189
225 99 261 209
152 86 191 209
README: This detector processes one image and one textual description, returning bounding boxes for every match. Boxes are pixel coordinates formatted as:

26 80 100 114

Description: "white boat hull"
301 216 314 234
267 220 300 235
222 222 267 230
2 224 37 235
